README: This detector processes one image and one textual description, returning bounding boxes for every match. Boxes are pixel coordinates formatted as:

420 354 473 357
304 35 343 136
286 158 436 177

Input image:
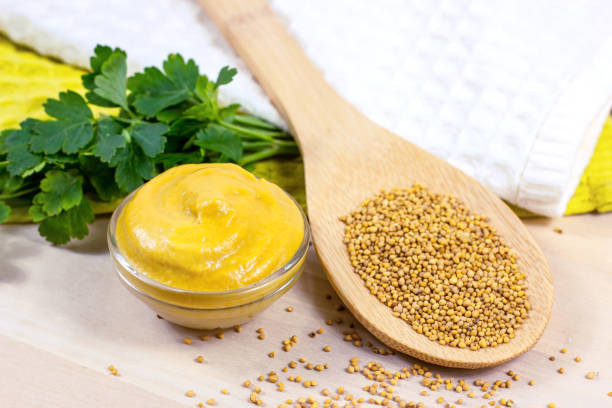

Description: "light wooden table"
0 213 611 407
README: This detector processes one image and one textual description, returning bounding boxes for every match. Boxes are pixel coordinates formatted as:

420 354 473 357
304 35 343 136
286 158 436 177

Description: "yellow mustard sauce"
116 163 304 292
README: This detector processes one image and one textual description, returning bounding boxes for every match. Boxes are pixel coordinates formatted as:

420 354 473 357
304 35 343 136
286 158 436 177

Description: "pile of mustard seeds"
340 185 529 350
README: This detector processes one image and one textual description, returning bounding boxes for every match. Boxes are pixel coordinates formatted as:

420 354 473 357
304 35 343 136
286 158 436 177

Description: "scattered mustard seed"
234 325 242 333
553 227 563 234
285 306 294 312
199 335 209 341
183 337 192 345
528 380 535 386
574 356 582 362
185 390 195 398
558 367 565 374
586 371 596 379
195 355 204 363
560 348 567 354
215 332 224 339
323 345 332 352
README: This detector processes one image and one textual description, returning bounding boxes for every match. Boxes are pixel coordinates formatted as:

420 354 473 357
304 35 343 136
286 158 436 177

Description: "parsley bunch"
0 45 298 244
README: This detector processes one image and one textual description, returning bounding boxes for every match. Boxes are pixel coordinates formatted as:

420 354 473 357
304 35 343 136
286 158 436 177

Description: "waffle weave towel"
1 0 612 216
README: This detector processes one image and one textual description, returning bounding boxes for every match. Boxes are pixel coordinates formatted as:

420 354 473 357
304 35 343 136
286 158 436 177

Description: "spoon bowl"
200 0 554 368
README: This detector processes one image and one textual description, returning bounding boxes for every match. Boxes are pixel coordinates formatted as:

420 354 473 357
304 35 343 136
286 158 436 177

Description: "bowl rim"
107 179 310 298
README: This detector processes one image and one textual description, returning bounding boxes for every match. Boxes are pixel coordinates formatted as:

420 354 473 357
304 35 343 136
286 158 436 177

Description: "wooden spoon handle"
198 0 349 139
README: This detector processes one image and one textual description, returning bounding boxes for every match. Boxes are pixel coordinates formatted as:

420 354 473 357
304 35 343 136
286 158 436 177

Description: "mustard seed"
183 337 192 345
340 185 528 349
186 390 195 398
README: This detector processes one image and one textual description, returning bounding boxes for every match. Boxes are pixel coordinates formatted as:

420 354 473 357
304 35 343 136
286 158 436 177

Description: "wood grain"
0 334 185 408
199 0 553 368
0 215 610 407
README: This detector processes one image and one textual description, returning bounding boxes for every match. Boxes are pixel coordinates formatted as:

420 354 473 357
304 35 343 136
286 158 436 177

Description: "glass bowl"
107 187 310 329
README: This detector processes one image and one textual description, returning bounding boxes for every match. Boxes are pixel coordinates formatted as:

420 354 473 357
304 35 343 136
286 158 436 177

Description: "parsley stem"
0 160 9 167
233 114 278 130
112 116 141 125
0 186 39 200
239 144 299 166
218 120 284 141
242 140 297 150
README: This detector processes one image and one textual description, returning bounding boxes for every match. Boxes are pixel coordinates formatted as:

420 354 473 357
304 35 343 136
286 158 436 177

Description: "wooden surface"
0 213 610 407
199 0 553 368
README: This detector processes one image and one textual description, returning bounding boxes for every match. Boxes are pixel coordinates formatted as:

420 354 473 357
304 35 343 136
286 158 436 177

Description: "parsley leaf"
82 46 123 107
128 54 199 117
184 101 217 121
163 54 199 92
38 197 94 245
80 156 122 202
155 151 203 170
132 122 168 157
29 92 94 155
0 201 10 223
93 118 126 162
4 128 44 177
44 90 93 121
29 170 84 220
215 66 238 88
128 67 190 116
195 124 242 162
194 75 216 103
112 145 156 192
93 50 129 110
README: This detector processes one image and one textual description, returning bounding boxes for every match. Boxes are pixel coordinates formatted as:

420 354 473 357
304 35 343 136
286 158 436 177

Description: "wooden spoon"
199 0 553 368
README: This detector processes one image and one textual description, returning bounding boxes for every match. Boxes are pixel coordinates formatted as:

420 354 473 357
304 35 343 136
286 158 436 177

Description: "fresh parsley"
0 45 298 244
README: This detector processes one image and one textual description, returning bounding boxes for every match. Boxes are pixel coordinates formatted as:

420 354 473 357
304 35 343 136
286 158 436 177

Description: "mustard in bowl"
107 163 309 329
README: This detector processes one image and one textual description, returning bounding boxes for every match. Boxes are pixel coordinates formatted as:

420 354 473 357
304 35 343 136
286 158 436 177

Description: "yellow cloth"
565 117 612 214
0 38 609 217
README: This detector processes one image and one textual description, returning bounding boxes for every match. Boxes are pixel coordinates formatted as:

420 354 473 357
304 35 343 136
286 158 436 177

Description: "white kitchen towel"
1 0 612 217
